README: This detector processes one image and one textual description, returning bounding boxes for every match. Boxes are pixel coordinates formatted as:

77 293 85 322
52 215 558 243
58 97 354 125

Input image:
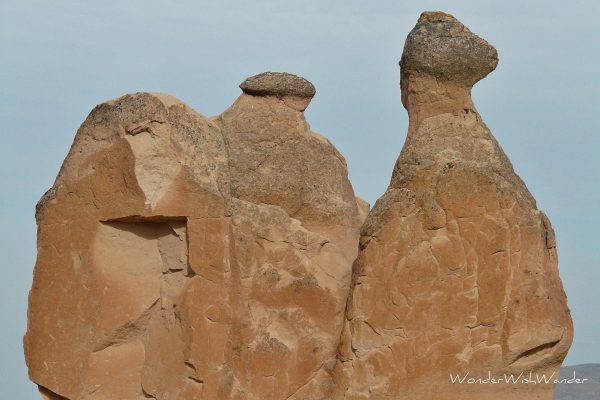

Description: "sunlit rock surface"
331 11 573 400
25 74 364 400
25 11 573 400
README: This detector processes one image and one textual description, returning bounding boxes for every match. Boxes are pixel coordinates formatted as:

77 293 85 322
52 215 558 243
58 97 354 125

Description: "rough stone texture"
331 11 573 400
24 77 364 399
25 11 573 400
239 72 316 111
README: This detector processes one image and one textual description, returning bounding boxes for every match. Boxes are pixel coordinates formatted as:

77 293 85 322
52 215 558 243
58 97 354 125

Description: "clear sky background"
1 0 598 397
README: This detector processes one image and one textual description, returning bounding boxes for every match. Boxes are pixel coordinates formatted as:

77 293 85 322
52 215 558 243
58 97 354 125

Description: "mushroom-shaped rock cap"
400 11 498 87
240 72 316 99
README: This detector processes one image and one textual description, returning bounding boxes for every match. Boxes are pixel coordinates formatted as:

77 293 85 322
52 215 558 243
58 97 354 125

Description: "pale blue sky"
1 1 598 397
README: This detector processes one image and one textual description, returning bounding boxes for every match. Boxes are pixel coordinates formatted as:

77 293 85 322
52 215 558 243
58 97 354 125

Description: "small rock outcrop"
331 11 573 400
25 12 573 400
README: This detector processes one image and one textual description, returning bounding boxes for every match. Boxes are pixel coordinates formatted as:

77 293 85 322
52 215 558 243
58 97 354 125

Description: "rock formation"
24 73 365 399
331 11 573 400
25 11 573 400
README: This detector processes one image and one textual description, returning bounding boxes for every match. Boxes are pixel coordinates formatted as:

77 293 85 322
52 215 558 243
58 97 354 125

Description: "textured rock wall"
25 11 572 400
25 75 364 399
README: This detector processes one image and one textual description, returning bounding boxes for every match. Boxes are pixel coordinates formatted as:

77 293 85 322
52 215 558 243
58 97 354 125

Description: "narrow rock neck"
402 74 476 132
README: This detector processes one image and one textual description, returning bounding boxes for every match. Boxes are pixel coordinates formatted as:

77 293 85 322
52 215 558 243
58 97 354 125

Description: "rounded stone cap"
239 72 316 99
400 11 498 87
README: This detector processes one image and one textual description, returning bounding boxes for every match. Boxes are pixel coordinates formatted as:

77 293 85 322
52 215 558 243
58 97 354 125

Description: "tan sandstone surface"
25 11 572 400
25 72 364 399
330 11 573 400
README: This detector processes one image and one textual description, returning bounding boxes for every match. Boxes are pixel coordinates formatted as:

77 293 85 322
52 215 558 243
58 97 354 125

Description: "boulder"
25 74 363 399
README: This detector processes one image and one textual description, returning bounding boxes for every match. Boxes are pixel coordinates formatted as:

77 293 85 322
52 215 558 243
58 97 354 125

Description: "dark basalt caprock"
401 11 498 88
239 71 316 111
240 71 316 98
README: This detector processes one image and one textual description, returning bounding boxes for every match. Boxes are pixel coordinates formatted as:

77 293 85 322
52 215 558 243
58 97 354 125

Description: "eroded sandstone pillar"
333 11 573 400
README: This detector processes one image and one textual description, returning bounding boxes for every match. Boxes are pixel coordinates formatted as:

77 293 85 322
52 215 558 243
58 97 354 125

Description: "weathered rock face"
25 12 573 400
24 73 364 399
332 11 573 400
